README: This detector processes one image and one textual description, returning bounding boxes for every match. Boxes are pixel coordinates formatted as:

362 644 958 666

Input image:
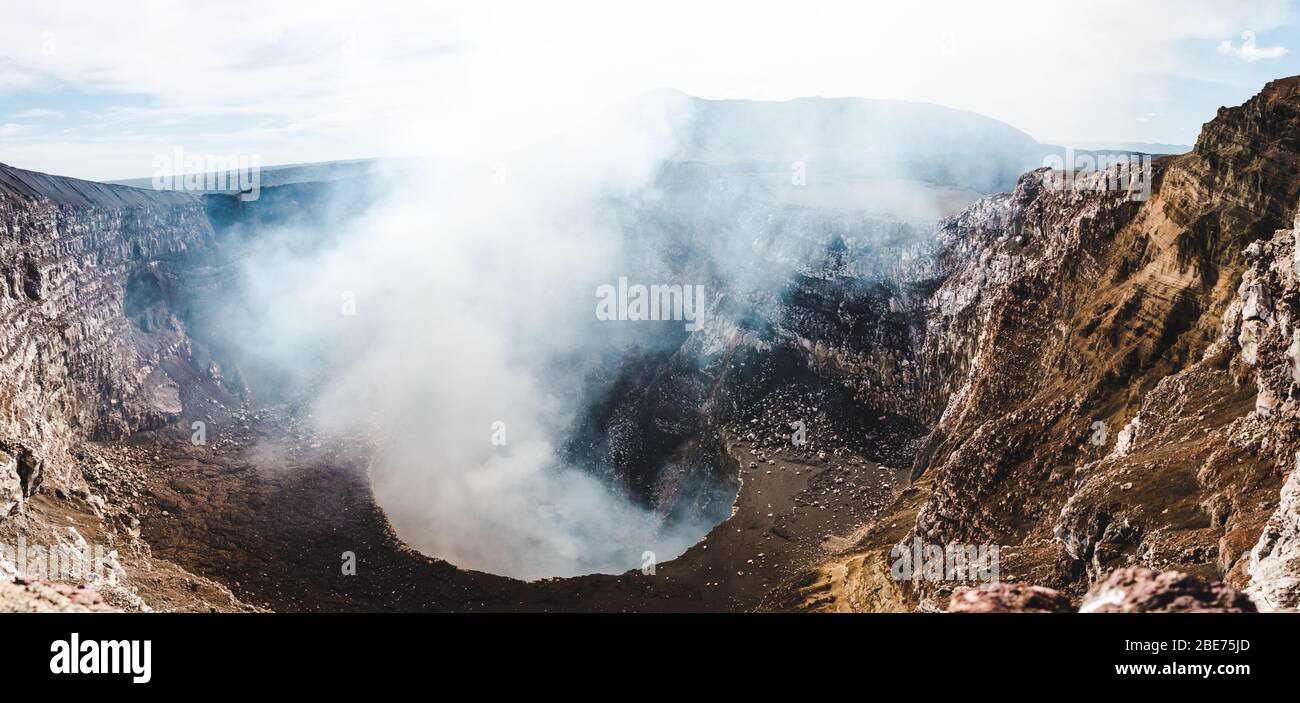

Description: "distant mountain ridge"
1049 140 1192 155
107 158 384 192
662 92 1044 192
105 92 1168 201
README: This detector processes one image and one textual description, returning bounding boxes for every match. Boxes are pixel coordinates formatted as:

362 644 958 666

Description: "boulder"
1080 567 1256 613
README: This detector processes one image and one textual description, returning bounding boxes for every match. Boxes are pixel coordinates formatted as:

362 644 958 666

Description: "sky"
1 0 1299 181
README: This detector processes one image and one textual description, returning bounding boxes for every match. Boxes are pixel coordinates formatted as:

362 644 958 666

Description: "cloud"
1217 30 1290 61
7 108 63 119
0 0 1296 178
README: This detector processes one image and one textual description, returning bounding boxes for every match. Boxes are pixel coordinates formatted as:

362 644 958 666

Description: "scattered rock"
948 583 1072 613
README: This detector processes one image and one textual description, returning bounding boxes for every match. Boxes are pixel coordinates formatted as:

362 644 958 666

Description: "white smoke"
216 86 1036 580
229 94 709 579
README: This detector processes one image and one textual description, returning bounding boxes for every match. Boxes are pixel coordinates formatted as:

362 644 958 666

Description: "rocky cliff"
0 165 216 516
786 77 1300 611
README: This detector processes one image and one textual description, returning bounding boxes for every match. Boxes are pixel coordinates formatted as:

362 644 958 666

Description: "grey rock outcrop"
0 449 20 516
1247 461 1300 610
1222 208 1300 609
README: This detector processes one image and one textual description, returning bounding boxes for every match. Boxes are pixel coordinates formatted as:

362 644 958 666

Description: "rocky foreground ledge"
0 576 119 613
950 567 1257 613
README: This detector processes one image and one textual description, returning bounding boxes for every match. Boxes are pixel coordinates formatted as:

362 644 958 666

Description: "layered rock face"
0 165 214 515
882 77 1300 607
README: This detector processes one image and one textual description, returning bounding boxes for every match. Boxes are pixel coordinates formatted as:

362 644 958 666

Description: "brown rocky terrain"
3 77 1300 613
783 76 1300 612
